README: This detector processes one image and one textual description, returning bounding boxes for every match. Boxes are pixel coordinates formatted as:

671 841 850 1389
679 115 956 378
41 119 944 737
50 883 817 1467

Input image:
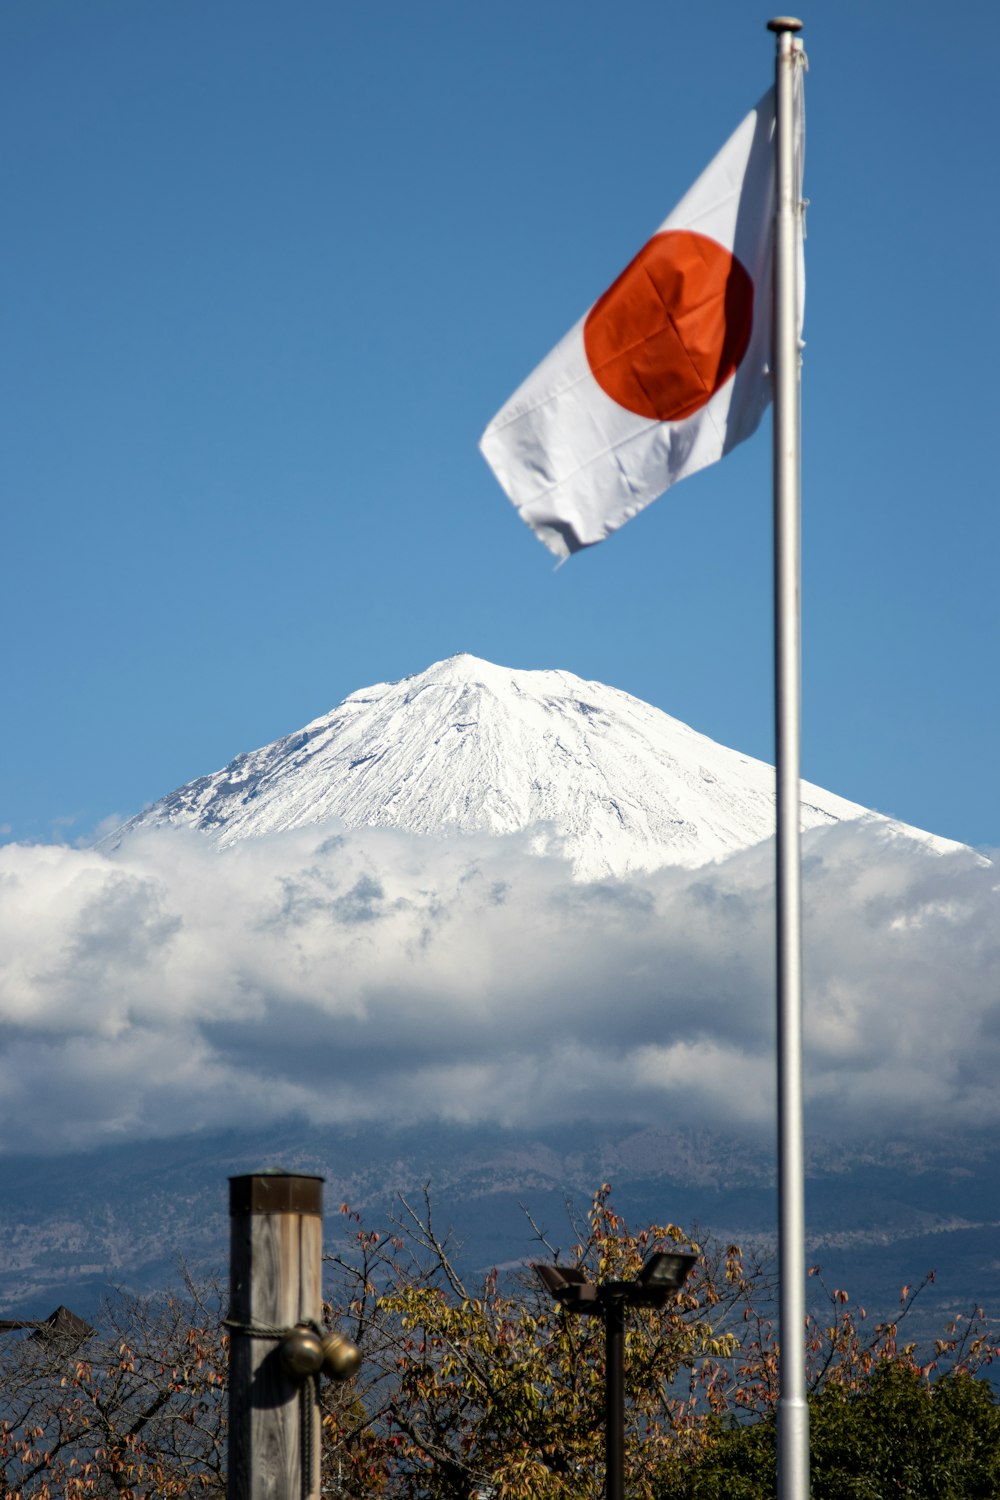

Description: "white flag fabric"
480 79 805 559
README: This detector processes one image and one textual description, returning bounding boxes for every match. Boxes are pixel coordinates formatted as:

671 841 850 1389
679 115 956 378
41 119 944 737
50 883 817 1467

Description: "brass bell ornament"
278 1325 325 1380
320 1329 361 1381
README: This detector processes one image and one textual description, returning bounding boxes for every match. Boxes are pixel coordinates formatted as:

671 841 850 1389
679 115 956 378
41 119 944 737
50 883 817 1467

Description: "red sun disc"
583 229 754 423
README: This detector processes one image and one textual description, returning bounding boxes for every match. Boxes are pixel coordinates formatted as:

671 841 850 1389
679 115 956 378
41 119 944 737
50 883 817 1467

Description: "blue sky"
3 0 998 853
1 1 999 1168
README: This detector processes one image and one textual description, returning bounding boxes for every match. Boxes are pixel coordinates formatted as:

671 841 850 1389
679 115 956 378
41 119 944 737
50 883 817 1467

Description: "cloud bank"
0 821 996 1153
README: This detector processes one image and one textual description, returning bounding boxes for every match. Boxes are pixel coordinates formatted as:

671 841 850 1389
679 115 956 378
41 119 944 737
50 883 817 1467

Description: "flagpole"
767 16 808 1500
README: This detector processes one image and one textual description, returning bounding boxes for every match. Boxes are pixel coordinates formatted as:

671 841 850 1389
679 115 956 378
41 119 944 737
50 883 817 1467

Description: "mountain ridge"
3 1119 998 1351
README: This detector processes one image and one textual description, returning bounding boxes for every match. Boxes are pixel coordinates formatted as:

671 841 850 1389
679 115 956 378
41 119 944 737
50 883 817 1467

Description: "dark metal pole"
604 1293 625 1500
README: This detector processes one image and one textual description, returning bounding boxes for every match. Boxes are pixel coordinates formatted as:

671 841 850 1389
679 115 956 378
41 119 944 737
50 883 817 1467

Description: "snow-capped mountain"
105 654 953 879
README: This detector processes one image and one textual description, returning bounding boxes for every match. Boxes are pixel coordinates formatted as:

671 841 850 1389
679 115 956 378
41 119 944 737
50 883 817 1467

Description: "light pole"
533 1250 696 1500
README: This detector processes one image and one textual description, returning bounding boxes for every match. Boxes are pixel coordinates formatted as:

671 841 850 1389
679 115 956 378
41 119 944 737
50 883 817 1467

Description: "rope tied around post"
222 1318 300 1340
223 1319 324 1500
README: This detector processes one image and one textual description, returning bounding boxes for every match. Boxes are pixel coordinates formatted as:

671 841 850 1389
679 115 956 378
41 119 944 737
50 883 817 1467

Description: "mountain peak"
371 654 577 696
105 657 943 879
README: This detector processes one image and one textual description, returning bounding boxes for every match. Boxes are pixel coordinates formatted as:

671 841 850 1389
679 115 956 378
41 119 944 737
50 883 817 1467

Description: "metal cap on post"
228 1170 325 1500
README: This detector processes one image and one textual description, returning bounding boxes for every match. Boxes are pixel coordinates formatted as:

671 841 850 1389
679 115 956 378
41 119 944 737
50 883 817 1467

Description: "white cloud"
0 822 995 1152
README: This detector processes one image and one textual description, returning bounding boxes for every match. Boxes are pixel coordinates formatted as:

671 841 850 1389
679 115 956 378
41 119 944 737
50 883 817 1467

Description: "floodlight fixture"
532 1263 585 1296
637 1250 698 1294
532 1263 599 1309
531 1240 698 1500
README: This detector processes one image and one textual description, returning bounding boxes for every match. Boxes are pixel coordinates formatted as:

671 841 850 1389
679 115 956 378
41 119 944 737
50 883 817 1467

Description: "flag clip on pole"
767 15 809 1500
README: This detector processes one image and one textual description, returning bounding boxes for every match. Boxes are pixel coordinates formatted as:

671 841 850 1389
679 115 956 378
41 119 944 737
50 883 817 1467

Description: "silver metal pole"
767 16 808 1500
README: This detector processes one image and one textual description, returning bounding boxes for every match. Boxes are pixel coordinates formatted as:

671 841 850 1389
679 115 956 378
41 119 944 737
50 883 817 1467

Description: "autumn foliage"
320 1185 1000 1499
0 1275 227 1498
1 1185 998 1498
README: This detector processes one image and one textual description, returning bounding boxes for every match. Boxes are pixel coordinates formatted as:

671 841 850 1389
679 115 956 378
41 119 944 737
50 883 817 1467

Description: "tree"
0 1274 228 1499
321 1186 1000 1500
654 1262 1000 1499
655 1363 1000 1500
322 1186 781 1499
3 1185 997 1498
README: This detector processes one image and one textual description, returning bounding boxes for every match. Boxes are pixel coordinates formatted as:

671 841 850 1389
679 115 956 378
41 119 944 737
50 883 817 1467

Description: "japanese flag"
480 79 804 560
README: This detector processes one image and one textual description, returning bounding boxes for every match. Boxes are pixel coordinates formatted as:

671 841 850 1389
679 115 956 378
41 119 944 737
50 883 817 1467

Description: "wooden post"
228 1170 324 1500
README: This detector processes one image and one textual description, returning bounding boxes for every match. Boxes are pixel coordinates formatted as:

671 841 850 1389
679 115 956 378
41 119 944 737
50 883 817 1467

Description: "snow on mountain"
104 655 958 879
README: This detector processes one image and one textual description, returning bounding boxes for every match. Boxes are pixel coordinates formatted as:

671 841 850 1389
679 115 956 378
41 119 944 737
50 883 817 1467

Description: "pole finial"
767 16 803 31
